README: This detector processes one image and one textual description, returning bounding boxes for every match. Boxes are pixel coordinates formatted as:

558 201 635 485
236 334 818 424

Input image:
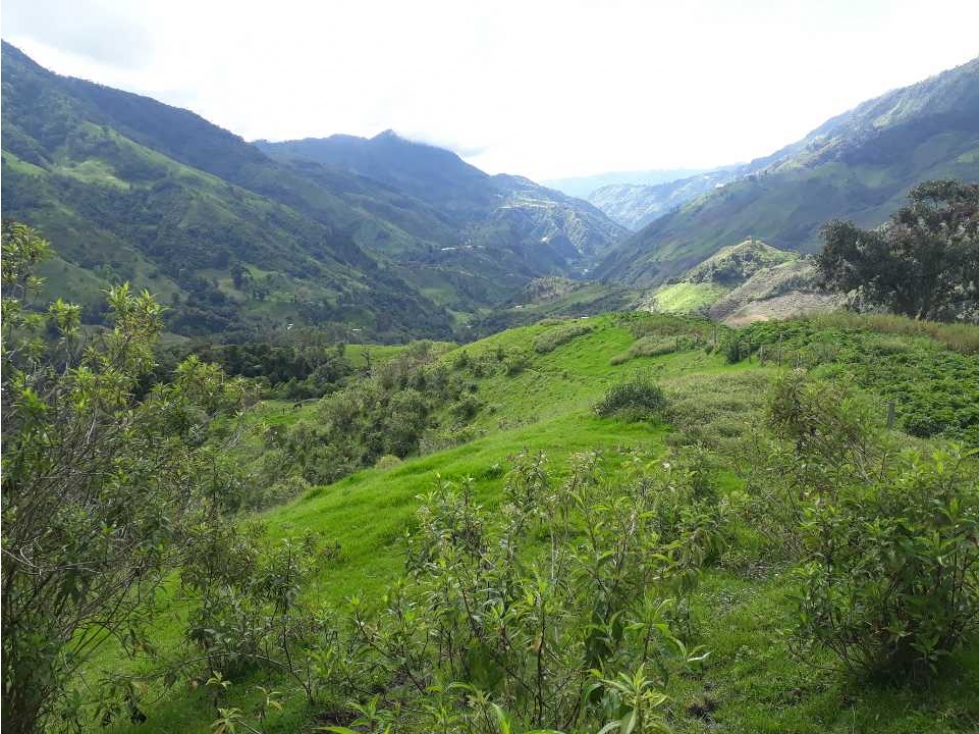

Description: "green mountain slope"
257 133 628 265
1 41 454 338
588 166 741 230
597 57 979 286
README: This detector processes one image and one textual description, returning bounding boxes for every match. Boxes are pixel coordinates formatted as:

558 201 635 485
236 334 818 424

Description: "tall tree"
815 180 979 321
1 222 249 733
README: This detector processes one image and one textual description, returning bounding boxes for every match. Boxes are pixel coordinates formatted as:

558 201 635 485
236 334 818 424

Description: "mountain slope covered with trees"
0 43 627 335
257 132 627 265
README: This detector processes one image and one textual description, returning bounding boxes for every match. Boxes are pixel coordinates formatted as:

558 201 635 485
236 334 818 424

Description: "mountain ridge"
256 133 628 264
1 42 626 335
595 56 979 286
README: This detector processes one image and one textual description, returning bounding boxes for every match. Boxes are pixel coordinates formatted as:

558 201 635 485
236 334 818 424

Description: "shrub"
451 394 483 421
505 350 530 376
595 372 668 421
793 446 979 678
769 373 979 678
610 335 697 365
723 336 743 363
374 455 403 471
244 475 311 510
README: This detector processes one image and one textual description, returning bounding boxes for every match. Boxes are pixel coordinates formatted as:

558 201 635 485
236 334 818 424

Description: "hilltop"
640 238 829 319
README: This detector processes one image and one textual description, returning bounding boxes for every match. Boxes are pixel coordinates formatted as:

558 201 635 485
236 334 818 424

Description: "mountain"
1 43 626 337
541 168 709 198
256 133 628 266
0 41 459 339
596 56 979 286
588 166 741 230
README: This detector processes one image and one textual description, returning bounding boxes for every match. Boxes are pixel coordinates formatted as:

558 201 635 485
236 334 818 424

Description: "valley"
2 19 978 734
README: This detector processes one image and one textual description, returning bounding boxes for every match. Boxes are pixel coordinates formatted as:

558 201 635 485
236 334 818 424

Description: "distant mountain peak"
372 129 402 141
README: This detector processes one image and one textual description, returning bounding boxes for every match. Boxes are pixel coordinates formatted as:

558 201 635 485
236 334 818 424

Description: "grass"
649 282 728 312
98 312 979 733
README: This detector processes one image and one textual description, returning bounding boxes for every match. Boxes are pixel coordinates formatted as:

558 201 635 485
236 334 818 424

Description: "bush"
374 454 403 471
610 335 697 365
244 475 311 510
793 446 979 678
505 350 530 376
769 372 979 678
595 372 668 421
451 394 483 421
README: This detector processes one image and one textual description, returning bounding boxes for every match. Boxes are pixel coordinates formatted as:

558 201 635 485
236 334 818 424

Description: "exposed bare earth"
709 259 845 325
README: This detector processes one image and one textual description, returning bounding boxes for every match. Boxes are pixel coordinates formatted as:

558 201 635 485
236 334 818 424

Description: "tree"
815 180 979 321
1 222 250 733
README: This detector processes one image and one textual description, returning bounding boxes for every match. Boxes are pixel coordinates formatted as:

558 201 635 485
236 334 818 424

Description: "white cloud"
3 0 978 180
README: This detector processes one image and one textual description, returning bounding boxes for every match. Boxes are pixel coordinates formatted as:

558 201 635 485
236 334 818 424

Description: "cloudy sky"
3 0 978 180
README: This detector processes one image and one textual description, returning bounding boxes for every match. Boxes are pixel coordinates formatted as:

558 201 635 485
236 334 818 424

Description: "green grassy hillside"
89 312 979 734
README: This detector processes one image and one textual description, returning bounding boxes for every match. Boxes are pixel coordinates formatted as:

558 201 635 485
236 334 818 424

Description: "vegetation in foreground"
3 221 979 734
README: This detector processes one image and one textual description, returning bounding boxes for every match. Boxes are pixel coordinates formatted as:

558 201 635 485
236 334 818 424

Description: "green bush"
505 350 530 375
793 446 979 678
595 372 668 421
769 372 979 678
374 454 403 471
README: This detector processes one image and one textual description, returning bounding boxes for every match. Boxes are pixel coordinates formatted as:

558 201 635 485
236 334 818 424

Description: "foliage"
595 372 668 421
191 341 354 400
268 344 476 484
816 180 979 322
793 445 979 679
339 452 716 731
532 321 595 354
769 371 979 678
733 316 979 445
0 223 250 733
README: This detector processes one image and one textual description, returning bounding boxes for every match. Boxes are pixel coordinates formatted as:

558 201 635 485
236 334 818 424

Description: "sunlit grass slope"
108 313 979 734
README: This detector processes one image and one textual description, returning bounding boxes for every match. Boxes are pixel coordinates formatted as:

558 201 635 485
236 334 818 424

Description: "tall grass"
809 312 979 354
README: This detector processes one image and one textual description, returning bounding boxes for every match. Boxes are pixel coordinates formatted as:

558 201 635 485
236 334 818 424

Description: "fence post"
887 401 896 429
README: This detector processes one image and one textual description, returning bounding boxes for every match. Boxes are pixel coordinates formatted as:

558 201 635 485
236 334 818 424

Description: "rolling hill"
95 311 979 734
596 56 979 286
641 238 843 324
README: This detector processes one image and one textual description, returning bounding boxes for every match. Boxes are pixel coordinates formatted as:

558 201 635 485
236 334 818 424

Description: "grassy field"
101 313 979 734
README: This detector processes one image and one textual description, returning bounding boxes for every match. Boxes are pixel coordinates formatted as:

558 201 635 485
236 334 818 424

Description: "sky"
3 0 978 181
